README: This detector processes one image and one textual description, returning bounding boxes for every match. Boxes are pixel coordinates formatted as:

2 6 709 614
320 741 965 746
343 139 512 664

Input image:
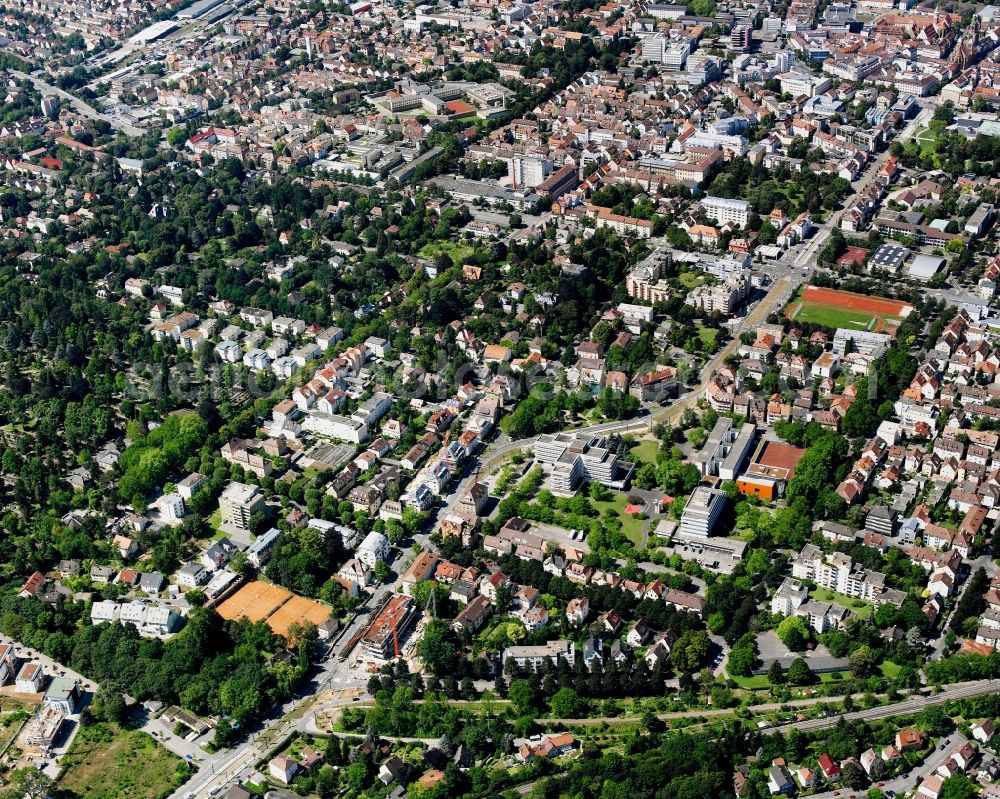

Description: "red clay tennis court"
216 580 331 637
268 594 334 637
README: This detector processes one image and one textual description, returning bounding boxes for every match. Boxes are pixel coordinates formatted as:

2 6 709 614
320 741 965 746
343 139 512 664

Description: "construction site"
350 594 418 662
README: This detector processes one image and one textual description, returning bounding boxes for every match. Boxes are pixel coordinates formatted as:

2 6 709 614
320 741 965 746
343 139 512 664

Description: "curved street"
8 69 144 137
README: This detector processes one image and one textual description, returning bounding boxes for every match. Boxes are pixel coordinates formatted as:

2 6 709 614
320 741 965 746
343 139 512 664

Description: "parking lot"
754 630 851 674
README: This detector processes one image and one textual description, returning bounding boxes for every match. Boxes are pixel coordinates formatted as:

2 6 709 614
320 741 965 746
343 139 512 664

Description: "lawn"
0 698 33 752
776 183 805 205
592 492 646 547
810 586 873 620
732 674 772 690
207 509 224 537
697 325 718 348
913 124 943 156
629 440 661 466
784 286 910 335
787 301 879 332
478 620 525 650
59 723 189 799
417 241 476 264
733 670 856 689
878 660 901 678
817 670 855 683
679 271 703 289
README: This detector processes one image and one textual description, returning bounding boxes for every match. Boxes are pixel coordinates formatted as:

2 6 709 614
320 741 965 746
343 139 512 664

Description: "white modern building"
218 482 265 530
247 527 283 568
509 155 553 189
702 196 751 227
641 34 691 69
302 412 368 443
680 486 727 537
791 543 887 600
503 640 576 670
534 432 635 493
158 492 185 522
691 417 756 479
685 271 752 315
771 577 808 616
356 530 390 568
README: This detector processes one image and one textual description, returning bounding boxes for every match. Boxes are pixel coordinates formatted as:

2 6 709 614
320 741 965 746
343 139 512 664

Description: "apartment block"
218 482 266 531
691 417 756 479
702 196 751 227
685 271 752 316
503 640 575 671
791 544 886 600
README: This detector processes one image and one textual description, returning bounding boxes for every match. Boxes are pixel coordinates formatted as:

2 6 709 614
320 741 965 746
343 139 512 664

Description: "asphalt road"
9 70 144 137
803 731 965 799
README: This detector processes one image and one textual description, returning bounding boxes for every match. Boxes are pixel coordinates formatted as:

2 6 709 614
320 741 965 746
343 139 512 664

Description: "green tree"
418 619 456 675
841 759 867 790
767 659 785 685
849 645 878 679
940 775 978 799
549 687 588 718
0 768 52 799
710 684 732 708
787 657 812 685
508 679 537 716
756 222 778 246
166 127 187 148
94 687 127 723
776 616 809 651
727 635 759 677
670 629 710 672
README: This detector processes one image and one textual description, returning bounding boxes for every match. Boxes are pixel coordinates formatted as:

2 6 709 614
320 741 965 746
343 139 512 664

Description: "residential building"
246 527 283 568
356 531 390 568
503 640 575 670
791 544 887 600
43 677 81 714
15 662 44 693
360 595 417 659
702 196 751 227
218 482 266 530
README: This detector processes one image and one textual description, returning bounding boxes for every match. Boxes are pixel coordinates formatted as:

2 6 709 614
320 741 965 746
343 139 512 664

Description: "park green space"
591 492 646 546
629 440 660 465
